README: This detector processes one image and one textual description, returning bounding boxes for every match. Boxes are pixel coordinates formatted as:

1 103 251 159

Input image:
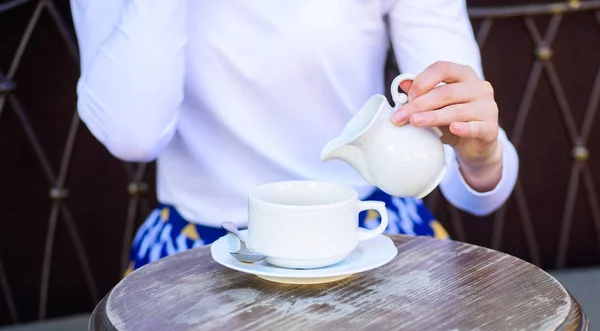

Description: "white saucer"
210 230 398 284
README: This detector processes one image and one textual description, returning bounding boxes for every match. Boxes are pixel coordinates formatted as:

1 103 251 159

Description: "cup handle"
357 201 389 241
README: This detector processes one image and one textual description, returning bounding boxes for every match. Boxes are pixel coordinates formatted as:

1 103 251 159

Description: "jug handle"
390 73 444 138
390 73 415 109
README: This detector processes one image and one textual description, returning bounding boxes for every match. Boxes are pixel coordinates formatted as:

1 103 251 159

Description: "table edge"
89 291 117 331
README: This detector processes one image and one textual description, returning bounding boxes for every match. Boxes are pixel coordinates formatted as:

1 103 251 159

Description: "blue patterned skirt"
124 188 449 276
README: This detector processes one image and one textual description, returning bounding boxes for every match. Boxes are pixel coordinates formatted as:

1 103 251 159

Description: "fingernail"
452 122 465 134
392 109 408 125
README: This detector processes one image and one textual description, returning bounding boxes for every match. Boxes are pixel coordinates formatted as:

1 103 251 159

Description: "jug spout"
320 138 373 184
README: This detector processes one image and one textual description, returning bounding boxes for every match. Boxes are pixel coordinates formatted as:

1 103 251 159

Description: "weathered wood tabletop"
90 235 588 330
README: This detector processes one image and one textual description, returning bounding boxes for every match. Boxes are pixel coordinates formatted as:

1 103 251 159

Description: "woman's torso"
157 0 397 226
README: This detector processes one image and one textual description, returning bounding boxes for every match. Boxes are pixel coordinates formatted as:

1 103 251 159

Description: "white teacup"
247 180 389 269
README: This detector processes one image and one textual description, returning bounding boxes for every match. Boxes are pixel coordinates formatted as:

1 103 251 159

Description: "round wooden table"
90 235 588 330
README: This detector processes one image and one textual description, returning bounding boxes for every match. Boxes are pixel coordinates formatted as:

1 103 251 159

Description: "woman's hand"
391 61 503 192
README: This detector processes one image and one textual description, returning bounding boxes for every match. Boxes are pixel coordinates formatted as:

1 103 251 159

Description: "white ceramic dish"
320 73 447 199
210 229 398 284
247 180 389 269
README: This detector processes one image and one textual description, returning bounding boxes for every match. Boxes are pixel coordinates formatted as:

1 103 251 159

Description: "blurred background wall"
1 0 599 326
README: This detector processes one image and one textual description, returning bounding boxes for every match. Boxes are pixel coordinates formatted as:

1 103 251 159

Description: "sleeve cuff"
439 128 519 216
